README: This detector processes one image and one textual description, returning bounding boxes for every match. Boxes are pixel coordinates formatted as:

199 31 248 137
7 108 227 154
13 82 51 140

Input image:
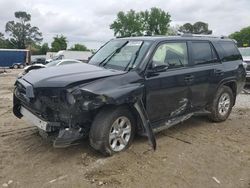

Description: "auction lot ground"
0 69 250 188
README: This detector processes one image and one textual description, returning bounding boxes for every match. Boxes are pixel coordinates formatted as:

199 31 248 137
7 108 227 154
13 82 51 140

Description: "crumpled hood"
22 63 125 88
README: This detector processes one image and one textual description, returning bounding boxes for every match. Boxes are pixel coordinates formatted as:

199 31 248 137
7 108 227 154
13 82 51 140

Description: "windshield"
46 60 60 67
239 48 250 56
89 40 151 71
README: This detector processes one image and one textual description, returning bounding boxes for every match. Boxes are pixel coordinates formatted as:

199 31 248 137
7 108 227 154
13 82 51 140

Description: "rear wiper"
99 41 129 67
124 41 144 71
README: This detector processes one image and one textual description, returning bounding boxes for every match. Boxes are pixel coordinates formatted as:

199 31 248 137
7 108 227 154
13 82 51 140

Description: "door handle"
184 75 194 82
214 69 224 76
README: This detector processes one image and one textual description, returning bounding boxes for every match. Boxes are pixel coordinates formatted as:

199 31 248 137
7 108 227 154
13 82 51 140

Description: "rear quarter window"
191 41 218 65
219 41 242 61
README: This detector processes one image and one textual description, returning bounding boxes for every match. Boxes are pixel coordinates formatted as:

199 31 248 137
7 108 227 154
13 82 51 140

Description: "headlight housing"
66 92 76 105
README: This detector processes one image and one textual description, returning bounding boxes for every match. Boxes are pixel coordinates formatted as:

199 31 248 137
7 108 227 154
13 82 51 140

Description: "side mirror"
148 61 168 73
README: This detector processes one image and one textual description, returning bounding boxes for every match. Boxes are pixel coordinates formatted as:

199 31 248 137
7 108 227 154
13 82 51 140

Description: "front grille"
246 65 250 71
245 61 250 71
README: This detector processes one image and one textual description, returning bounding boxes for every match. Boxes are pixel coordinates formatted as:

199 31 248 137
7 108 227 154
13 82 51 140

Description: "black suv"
13 36 246 156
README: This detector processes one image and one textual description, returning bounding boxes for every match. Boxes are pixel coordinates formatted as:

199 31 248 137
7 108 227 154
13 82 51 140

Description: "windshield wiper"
124 41 144 71
99 41 129 67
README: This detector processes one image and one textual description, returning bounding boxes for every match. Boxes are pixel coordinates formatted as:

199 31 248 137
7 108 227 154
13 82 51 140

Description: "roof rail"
181 33 228 39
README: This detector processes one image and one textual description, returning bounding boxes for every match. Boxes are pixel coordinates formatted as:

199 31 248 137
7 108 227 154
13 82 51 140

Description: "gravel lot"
0 69 250 188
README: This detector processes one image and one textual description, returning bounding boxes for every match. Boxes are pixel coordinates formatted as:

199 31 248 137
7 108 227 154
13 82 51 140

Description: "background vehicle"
0 49 30 68
13 36 246 156
46 50 92 63
31 57 46 65
239 47 250 85
19 59 83 77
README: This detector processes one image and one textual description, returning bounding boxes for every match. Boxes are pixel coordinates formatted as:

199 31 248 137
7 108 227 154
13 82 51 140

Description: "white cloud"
0 0 249 49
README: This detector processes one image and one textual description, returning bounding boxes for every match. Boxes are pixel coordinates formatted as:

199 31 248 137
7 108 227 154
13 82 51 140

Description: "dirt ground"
0 69 250 188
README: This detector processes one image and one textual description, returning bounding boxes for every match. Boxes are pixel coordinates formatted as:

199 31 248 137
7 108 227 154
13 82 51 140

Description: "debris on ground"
212 177 221 184
49 175 68 183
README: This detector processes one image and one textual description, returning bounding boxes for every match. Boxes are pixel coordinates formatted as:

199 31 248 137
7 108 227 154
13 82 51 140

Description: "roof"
0 49 29 51
114 35 233 42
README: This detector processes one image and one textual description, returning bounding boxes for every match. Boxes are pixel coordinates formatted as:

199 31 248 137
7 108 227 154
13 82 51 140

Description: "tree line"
110 8 213 37
110 8 250 47
0 11 90 54
1 9 250 54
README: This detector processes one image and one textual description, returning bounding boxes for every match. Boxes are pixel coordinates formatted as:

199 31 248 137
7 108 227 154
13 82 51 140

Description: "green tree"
179 23 193 33
5 11 43 49
40 43 50 54
110 10 143 37
110 8 171 37
179 22 212 34
0 32 7 48
145 8 171 35
51 35 67 52
70 43 89 51
0 32 12 48
229 26 250 47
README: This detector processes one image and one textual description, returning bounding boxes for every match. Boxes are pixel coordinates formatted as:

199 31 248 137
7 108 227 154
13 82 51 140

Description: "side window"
219 41 242 61
192 42 218 65
152 42 188 69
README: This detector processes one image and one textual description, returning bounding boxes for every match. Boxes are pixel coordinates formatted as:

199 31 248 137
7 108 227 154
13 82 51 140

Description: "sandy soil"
0 69 250 188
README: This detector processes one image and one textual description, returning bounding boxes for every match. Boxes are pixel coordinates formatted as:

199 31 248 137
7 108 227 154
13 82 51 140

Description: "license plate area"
20 106 48 131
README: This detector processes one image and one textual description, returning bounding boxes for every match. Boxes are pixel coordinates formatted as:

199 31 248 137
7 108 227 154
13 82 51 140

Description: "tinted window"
152 42 188 69
219 41 241 61
192 42 218 65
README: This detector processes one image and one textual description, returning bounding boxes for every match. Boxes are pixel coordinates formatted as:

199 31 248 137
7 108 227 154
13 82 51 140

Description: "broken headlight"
82 95 106 110
66 92 76 105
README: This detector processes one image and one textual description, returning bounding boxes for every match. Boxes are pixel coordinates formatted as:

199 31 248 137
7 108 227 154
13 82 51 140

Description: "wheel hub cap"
218 93 230 116
109 116 131 152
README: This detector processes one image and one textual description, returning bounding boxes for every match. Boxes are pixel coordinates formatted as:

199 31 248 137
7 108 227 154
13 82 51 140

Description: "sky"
0 0 249 49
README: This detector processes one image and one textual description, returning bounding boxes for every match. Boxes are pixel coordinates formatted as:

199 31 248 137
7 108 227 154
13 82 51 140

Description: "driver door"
145 41 192 124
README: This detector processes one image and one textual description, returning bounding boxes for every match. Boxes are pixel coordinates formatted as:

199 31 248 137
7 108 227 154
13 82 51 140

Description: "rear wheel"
89 106 135 156
13 64 18 69
209 86 234 122
19 64 24 69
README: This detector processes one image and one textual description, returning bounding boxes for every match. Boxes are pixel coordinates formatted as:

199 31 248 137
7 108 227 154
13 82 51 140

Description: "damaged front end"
13 72 157 149
13 80 94 147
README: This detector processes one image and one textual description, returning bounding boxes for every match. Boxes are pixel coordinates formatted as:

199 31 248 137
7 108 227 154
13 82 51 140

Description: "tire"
13 64 18 69
89 106 135 156
209 86 234 122
19 64 24 69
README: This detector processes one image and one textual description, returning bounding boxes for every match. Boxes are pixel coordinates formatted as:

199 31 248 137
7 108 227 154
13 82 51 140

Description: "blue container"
0 49 29 68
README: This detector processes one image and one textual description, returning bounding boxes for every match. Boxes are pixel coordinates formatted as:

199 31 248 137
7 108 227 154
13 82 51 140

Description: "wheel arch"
215 80 237 106
92 103 143 134
223 81 237 105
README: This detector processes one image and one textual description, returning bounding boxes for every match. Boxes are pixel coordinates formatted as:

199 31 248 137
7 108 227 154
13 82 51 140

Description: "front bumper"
20 106 60 132
246 72 250 85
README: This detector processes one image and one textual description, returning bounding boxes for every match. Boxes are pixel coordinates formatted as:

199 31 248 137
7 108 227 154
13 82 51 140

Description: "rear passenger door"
188 41 223 109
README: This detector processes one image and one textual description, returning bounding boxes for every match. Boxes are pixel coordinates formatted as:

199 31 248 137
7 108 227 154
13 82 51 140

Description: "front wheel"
209 86 234 122
89 106 135 156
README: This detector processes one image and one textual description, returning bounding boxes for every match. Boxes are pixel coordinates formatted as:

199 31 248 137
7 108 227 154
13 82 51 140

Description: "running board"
153 113 193 133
